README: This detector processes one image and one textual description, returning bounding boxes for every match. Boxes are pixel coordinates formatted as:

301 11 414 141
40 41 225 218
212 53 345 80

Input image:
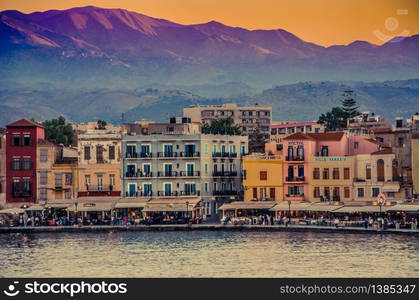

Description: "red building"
6 119 45 204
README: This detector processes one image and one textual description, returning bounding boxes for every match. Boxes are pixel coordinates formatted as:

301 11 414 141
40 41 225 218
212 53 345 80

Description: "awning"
387 204 419 212
142 199 200 213
0 208 25 214
45 203 71 209
25 205 45 211
333 205 392 213
270 202 313 211
115 201 148 209
219 201 277 210
303 203 344 212
66 202 115 212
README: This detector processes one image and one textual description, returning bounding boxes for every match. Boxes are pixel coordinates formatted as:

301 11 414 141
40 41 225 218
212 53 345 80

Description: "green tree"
201 118 241 135
96 120 107 130
248 126 266 153
318 107 346 131
41 116 74 145
341 90 360 120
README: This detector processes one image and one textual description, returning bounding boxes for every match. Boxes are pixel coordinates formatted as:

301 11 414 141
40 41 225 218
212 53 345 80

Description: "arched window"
377 159 385 181
287 146 294 160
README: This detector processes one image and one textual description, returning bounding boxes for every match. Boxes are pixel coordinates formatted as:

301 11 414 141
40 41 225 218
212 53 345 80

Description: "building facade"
242 154 283 202
183 103 272 139
411 132 419 198
77 126 122 198
270 121 324 144
5 119 45 205
121 133 248 217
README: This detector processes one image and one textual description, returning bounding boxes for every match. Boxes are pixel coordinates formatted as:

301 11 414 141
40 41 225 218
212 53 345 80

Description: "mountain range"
1 6 419 90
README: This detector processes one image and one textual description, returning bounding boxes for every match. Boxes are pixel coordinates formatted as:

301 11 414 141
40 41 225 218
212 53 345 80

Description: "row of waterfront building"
0 104 419 220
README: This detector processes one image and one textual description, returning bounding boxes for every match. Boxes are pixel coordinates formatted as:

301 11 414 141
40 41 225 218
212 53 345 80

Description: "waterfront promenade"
0 224 418 236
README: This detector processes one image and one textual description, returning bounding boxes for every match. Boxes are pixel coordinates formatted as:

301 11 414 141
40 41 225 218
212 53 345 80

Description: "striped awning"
66 202 115 212
142 199 200 213
386 204 419 212
303 203 344 212
0 208 25 214
333 205 392 213
115 201 148 209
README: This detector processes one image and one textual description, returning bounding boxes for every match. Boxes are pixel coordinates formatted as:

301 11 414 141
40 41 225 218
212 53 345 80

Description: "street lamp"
288 200 291 226
186 200 189 223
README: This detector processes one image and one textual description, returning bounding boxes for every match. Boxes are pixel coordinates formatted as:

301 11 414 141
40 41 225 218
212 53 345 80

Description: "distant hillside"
0 79 418 127
1 6 419 90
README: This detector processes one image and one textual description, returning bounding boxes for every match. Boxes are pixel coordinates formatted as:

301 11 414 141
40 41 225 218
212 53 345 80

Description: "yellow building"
412 133 419 198
309 156 355 202
37 140 78 204
77 125 122 198
243 154 283 202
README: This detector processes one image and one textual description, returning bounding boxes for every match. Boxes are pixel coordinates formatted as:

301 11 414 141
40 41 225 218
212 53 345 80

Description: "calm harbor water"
0 231 418 277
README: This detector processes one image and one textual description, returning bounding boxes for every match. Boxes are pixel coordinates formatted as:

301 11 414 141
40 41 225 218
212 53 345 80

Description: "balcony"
125 191 153 197
179 152 200 158
179 171 201 177
212 171 238 177
285 176 305 182
156 191 201 197
157 171 178 177
285 194 305 201
125 172 153 178
125 152 153 159
157 152 178 158
213 190 238 196
285 156 304 162
78 185 120 197
212 152 238 158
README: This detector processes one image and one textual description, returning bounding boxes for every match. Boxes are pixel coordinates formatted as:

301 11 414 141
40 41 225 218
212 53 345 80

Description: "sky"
1 0 418 46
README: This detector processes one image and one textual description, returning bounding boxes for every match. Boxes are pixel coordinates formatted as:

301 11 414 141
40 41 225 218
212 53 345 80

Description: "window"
213 144 217 153
96 145 104 163
332 168 340 180
333 187 340 198
354 142 359 149
313 168 320 179
22 179 31 194
321 146 329 156
252 188 257 199
12 134 21 146
260 171 267 180
344 168 350 180
324 187 330 198
377 159 385 181
372 188 380 197
109 146 115 160
23 134 31 146
288 186 303 196
344 187 350 198
40 149 48 162
39 188 47 201
65 173 72 185
22 158 31 170
55 173 62 187
40 171 48 185
84 175 91 186
358 188 364 197
314 187 320 198
12 158 20 170
84 146 91 160
204 183 208 193
204 144 208 154
204 164 208 174
270 188 276 200
298 165 304 177
241 145 246 155
97 175 103 190
65 190 71 199
366 165 371 179
109 174 115 187
12 179 20 196
323 168 329 180
398 137 404 147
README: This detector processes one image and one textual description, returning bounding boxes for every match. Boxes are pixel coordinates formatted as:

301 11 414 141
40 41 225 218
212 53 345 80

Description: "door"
143 164 151 175
164 183 172 196
129 184 136 197
127 165 135 176
141 145 150 154
187 164 194 176
164 145 173 156
164 164 172 176
144 184 152 196
270 188 276 200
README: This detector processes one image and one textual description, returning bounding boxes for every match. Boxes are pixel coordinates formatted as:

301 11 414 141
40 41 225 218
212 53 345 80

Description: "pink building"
282 132 379 202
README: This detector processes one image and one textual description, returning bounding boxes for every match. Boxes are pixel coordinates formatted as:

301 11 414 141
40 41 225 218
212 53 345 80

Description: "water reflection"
0 231 417 277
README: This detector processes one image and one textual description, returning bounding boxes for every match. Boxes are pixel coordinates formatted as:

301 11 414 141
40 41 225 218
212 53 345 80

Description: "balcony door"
164 183 172 196
128 184 136 197
141 145 150 154
184 183 196 195
184 144 195 155
164 144 173 156
144 184 152 196
164 164 173 176
186 163 194 176
377 159 385 181
288 166 294 180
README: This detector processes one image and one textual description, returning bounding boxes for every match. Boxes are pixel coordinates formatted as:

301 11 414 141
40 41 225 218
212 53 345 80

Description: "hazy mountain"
1 6 418 90
1 79 418 127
